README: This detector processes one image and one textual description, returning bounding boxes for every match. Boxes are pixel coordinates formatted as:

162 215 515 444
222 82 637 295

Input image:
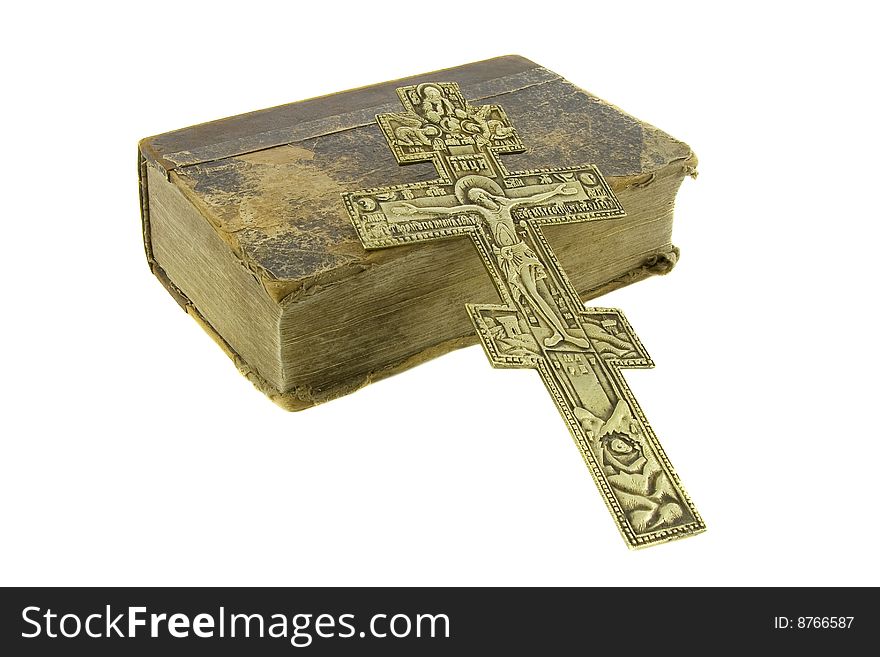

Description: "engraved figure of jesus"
392 176 588 349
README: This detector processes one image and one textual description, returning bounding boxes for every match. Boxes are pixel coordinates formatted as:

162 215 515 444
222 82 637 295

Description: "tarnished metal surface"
343 83 704 548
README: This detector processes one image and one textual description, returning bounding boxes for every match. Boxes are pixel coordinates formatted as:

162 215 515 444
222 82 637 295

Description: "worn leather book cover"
139 55 697 410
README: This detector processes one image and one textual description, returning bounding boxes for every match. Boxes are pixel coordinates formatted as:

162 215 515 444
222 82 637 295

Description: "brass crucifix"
342 82 704 548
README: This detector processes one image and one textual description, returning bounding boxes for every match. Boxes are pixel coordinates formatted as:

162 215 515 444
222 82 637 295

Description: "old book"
139 55 697 411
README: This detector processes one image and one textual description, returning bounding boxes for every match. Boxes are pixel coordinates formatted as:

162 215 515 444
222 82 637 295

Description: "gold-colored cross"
343 82 704 548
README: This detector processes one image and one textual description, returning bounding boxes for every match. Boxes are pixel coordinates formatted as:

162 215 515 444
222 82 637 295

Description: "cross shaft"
343 82 703 547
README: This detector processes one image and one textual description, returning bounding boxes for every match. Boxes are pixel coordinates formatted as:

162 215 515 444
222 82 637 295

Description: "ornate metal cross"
343 82 704 547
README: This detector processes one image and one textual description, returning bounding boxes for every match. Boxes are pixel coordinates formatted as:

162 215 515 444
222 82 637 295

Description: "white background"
1 1 878 586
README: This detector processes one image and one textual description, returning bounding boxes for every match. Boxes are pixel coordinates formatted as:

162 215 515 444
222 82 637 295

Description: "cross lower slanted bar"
342 82 704 548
